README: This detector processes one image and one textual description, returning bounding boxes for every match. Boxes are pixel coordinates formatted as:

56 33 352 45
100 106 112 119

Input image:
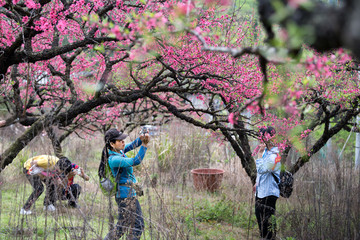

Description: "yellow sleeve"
23 155 59 170
23 157 35 170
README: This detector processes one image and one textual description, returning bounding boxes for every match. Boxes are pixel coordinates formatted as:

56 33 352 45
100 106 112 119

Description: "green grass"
0 186 107 239
199 200 256 227
2 128 359 240
0 160 256 240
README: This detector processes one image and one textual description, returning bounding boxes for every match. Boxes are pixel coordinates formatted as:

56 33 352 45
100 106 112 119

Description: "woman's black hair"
57 157 72 175
259 126 276 137
98 137 114 179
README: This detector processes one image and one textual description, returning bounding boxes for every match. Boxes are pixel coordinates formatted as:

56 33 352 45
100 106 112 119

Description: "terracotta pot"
191 168 225 192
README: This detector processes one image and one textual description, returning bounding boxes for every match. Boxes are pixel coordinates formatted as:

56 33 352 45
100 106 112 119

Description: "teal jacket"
108 138 147 198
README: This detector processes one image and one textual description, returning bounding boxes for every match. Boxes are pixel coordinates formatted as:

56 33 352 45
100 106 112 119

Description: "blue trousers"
104 197 144 240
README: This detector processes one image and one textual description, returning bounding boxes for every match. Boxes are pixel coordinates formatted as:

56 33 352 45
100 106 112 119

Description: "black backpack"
272 170 294 198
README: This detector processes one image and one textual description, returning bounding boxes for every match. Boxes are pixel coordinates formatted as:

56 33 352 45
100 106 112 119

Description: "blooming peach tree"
0 0 359 184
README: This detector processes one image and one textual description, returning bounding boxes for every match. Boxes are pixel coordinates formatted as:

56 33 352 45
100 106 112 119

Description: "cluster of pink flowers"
300 129 312 140
24 0 40 9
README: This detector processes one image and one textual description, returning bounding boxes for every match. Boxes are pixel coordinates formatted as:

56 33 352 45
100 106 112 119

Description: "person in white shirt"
254 126 281 240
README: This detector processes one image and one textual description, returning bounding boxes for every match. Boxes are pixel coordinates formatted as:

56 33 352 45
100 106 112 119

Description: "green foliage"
154 135 175 171
235 0 257 15
94 44 105 53
197 199 233 222
15 150 34 173
289 125 308 154
125 149 136 158
311 124 356 163
331 129 356 161
195 198 255 228
151 127 215 173
0 103 8 115
0 184 111 239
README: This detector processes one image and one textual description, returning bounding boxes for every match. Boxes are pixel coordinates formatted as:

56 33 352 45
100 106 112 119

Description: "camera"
74 168 81 175
139 126 149 135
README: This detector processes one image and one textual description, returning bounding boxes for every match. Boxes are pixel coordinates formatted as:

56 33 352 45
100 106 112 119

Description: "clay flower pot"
191 168 225 192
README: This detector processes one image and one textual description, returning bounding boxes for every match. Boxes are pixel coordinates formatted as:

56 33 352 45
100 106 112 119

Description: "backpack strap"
271 152 281 181
271 172 280 184
118 183 134 189
108 153 124 190
115 167 122 182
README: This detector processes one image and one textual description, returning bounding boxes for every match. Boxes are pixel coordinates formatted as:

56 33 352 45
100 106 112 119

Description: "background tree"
1 0 360 186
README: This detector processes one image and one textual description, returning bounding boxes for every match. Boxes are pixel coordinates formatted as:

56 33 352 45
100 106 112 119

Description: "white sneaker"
20 208 32 215
43 204 56 212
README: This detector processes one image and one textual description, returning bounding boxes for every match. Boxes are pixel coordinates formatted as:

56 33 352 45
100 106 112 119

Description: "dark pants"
23 168 57 210
104 197 144 240
62 184 81 206
255 196 278 240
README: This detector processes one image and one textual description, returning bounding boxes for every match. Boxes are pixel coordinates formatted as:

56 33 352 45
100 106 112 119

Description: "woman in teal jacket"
100 128 150 240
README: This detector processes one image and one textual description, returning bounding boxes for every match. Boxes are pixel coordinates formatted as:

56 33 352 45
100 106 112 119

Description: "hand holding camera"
75 168 81 175
257 143 266 159
139 126 150 146
140 134 150 145
72 167 89 181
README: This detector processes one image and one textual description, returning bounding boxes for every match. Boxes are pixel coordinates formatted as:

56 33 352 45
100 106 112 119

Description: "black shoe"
68 202 80 209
